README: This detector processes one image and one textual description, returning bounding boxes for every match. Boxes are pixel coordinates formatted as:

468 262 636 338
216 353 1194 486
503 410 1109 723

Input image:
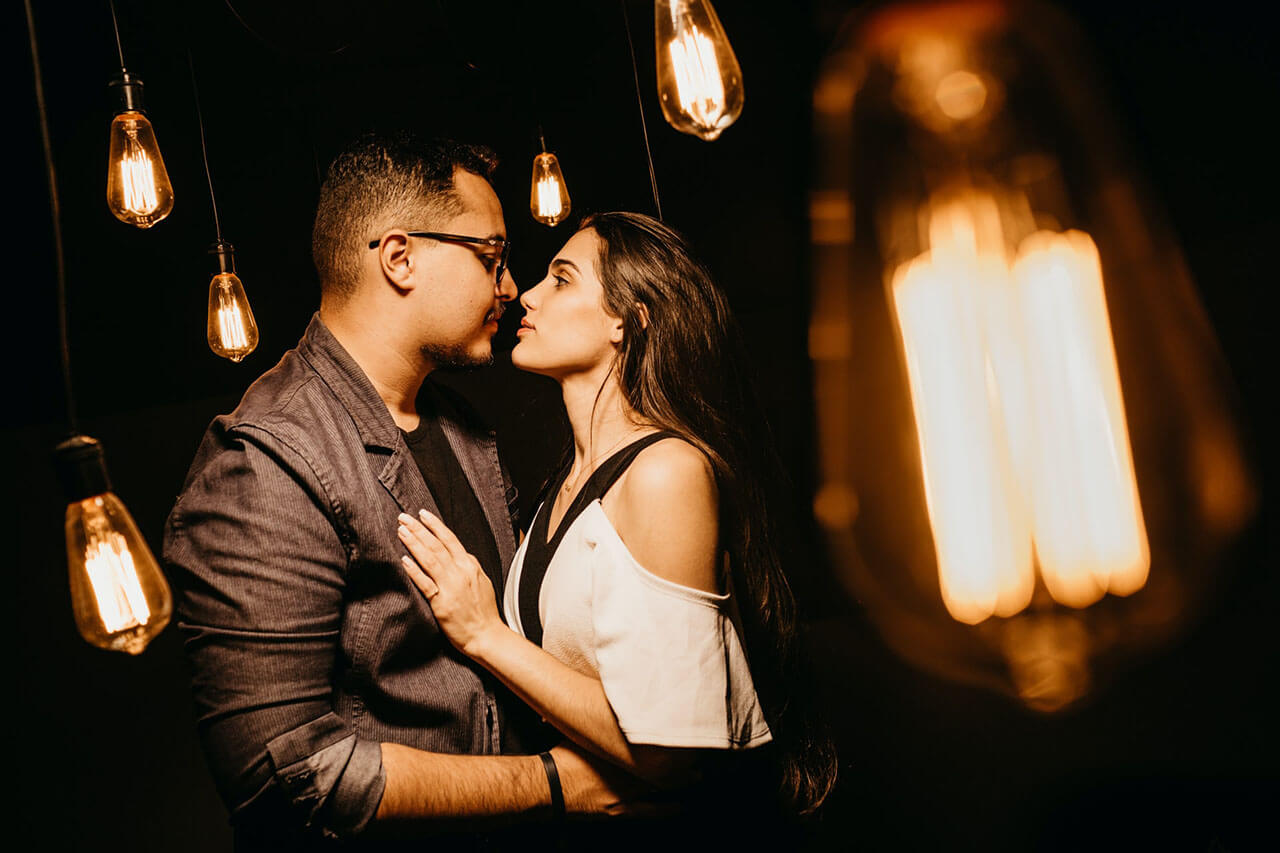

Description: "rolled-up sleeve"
163 425 385 840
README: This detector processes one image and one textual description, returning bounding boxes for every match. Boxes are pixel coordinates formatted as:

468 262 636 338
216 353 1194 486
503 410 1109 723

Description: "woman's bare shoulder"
605 436 721 594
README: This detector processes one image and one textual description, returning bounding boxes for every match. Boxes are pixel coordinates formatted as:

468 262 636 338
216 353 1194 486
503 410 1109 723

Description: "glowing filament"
208 273 258 362
84 527 151 634
893 254 1034 624
120 136 160 216
536 176 563 220
218 304 249 352
891 200 1148 623
669 24 726 128
1013 232 1149 606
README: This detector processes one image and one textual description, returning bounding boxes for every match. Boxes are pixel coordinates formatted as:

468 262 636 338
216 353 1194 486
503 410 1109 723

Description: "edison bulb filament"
530 152 571 226
670 24 726 128
654 0 744 141
64 492 172 655
106 111 174 228
207 273 259 362
890 195 1149 624
81 505 152 633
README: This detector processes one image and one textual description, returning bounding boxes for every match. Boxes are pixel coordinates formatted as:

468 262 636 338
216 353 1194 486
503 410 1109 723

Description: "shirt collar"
296 312 404 452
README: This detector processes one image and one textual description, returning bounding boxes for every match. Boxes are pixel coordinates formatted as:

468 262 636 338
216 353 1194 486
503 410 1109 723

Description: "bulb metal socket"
210 240 236 275
55 435 112 503
109 70 146 115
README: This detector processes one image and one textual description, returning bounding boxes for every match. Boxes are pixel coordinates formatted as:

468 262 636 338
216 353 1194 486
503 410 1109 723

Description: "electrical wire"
621 0 663 221
223 0 353 58
25 0 78 432
107 0 127 70
187 51 224 243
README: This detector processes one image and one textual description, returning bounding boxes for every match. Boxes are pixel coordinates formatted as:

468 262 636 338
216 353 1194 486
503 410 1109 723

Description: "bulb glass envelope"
530 152 572 226
106 111 174 228
809 0 1255 709
208 272 259 362
654 0 743 140
57 436 172 656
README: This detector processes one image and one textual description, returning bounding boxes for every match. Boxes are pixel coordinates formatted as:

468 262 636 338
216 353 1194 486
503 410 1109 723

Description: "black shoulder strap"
517 431 678 646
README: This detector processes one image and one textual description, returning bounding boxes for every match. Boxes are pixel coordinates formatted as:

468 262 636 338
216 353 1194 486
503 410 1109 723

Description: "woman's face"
512 228 624 379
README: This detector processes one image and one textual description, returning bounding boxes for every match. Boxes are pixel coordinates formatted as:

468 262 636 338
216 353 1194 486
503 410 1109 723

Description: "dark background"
8 1 1273 850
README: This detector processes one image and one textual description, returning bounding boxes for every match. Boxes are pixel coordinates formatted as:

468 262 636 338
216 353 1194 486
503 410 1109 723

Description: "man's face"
412 169 517 368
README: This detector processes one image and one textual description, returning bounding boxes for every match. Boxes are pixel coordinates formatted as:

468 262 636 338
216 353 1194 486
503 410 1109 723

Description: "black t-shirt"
400 397 504 604
400 389 553 754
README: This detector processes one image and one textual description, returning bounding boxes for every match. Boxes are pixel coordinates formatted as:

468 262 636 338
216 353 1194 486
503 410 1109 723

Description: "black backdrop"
9 1 1273 850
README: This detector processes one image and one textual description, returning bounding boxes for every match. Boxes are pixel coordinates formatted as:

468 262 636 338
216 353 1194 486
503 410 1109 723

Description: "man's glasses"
369 231 511 285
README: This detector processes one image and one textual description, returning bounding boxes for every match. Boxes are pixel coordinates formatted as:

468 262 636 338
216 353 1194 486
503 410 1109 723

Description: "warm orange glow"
536 178 563 220
935 69 987 120
65 492 171 655
654 0 744 141
106 111 173 228
207 273 259 362
83 516 151 634
529 152 571 226
120 146 159 215
891 194 1148 622
892 240 1034 624
669 24 725 128
1013 231 1149 606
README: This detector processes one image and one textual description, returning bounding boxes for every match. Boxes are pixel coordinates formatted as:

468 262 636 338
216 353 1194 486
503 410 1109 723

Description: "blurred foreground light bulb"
809 0 1255 711
530 151 571 226
654 0 744 140
56 436 172 655
106 72 173 228
206 241 258 362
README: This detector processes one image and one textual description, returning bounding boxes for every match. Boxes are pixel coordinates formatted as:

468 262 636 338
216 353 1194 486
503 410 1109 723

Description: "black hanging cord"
108 0 127 69
223 0 353 58
25 0 78 433
621 0 663 221
187 51 224 243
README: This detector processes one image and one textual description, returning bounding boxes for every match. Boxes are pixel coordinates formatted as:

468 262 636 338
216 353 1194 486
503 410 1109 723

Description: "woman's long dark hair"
581 211 837 814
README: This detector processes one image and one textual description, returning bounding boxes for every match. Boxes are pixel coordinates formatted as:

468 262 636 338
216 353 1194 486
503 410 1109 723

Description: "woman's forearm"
466 626 695 786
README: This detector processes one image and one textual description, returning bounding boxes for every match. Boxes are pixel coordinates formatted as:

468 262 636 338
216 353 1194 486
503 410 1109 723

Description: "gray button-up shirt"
163 314 518 846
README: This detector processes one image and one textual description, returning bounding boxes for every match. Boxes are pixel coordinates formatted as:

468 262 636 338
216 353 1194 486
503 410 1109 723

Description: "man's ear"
377 230 415 291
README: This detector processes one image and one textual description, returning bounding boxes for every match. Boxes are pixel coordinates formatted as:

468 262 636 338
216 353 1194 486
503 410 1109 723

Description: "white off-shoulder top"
503 498 772 749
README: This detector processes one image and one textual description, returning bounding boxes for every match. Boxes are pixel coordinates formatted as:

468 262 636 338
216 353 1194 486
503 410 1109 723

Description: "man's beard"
421 340 494 371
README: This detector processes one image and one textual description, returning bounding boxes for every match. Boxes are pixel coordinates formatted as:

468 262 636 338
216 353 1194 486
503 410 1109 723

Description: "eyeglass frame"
368 231 511 286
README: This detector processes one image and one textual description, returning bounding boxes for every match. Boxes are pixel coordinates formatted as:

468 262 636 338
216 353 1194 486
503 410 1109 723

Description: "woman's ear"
634 302 650 330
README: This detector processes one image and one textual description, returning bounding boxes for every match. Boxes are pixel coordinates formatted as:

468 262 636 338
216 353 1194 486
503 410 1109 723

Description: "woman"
396 212 834 819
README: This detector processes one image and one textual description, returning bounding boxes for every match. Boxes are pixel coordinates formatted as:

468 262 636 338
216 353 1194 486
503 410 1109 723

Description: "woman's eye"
553 275 568 288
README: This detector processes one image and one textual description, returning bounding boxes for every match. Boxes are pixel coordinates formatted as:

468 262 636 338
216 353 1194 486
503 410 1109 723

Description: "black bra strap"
518 431 679 646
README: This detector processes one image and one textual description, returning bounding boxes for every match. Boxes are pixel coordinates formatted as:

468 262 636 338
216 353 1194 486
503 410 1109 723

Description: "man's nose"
496 269 517 302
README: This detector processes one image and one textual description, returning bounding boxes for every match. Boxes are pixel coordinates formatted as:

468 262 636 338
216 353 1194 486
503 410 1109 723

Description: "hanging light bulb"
530 149 571 226
654 0 744 141
106 71 174 228
809 0 1256 710
56 436 172 655
206 241 258 363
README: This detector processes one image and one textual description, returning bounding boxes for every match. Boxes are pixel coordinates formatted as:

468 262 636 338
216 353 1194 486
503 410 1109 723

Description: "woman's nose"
519 282 539 312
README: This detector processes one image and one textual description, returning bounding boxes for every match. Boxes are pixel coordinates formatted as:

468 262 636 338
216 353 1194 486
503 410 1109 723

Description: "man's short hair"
312 133 498 301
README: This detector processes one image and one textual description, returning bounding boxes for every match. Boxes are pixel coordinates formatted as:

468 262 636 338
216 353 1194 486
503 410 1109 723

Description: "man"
164 134 624 850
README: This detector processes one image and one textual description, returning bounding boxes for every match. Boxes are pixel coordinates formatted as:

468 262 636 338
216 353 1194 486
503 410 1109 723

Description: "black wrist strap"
538 751 565 820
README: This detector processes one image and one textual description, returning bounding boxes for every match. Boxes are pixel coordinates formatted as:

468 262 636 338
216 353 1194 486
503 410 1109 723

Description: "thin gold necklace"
561 429 652 494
